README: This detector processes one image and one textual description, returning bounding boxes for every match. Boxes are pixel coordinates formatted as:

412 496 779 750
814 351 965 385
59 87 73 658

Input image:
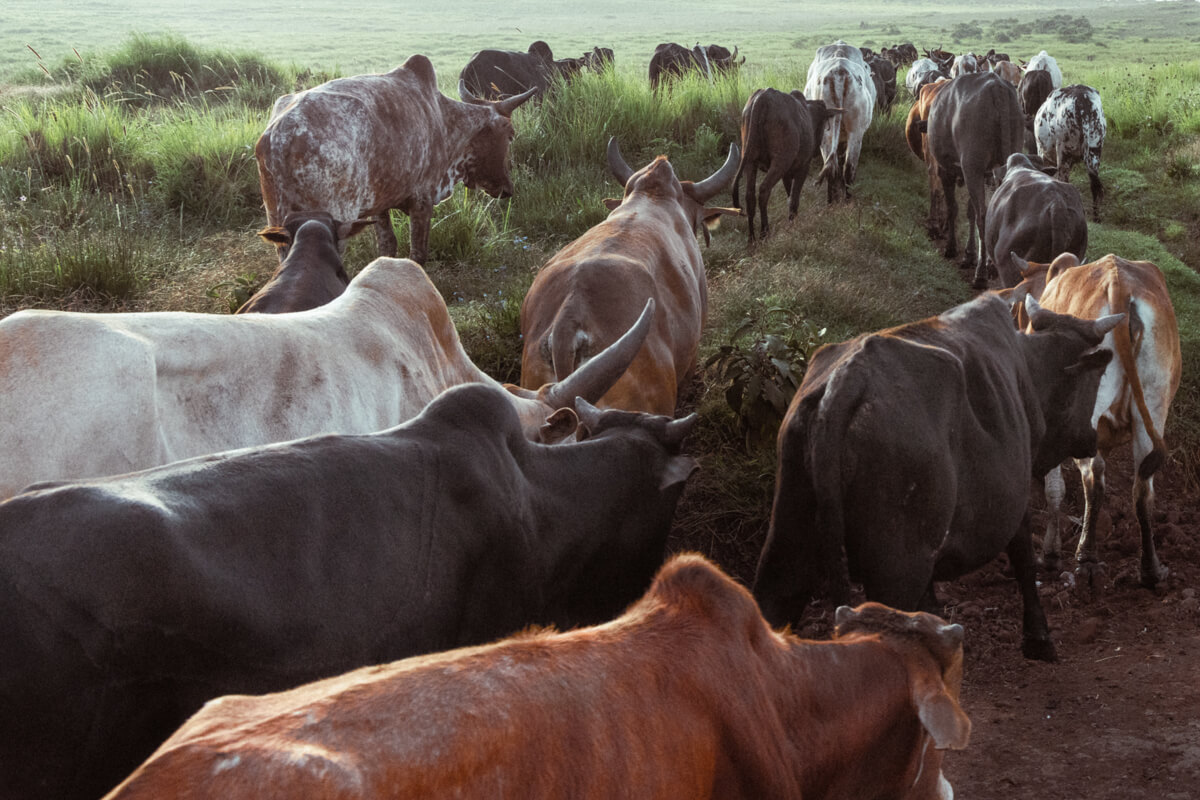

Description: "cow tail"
1112 294 1169 479
816 72 845 185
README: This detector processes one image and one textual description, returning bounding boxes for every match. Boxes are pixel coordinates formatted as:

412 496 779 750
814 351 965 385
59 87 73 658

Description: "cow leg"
787 168 806 222
407 200 433 265
375 211 399 259
745 164 760 243
1074 454 1108 590
842 135 862 201
926 160 945 238
1008 510 1056 661
940 170 958 259
1041 464 1067 573
1086 150 1104 222
1132 421 1169 587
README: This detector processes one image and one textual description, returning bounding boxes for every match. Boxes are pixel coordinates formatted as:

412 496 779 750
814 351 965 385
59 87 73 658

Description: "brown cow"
256 54 535 266
992 59 1022 85
237 212 372 314
904 78 951 237
519 139 740 415
731 88 842 243
1012 253 1182 590
103 554 970 800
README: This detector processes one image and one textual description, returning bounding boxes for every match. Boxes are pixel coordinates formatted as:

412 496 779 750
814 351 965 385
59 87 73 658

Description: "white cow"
949 52 979 79
0 259 651 499
1024 50 1062 89
1035 84 1106 221
904 57 945 96
805 41 876 203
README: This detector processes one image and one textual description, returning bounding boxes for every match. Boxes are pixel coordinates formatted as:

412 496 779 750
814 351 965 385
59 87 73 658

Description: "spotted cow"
1035 84 1106 221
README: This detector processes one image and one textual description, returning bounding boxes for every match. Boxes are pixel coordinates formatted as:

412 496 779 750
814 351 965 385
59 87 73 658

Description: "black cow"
238 212 371 314
865 54 897 112
753 293 1122 663
926 70 1025 288
460 41 590 100
731 88 842 243
0 383 698 800
985 153 1088 287
649 42 742 90
1018 68 1055 120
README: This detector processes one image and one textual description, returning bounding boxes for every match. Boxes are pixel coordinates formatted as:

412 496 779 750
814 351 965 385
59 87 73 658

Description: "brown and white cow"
256 54 534 265
1011 253 1181 590
519 139 740 415
0 258 652 500
904 77 951 237
754 292 1122 661
732 88 842 243
904 58 947 97
103 554 970 800
1035 84 1107 221
992 59 1022 86
237 212 372 314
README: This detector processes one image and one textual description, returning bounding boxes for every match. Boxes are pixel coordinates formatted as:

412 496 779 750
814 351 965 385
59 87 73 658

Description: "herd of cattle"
0 37 1184 799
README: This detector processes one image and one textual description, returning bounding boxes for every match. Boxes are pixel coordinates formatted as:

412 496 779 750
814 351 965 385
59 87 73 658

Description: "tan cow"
1013 253 1182 588
904 77 951 237
103 554 970 800
519 138 740 415
256 54 534 265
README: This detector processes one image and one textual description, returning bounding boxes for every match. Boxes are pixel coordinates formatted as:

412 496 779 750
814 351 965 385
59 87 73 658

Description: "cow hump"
399 54 439 93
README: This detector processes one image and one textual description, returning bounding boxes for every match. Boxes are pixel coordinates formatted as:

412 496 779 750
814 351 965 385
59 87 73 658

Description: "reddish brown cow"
1012 253 1182 590
237 212 372 314
103 554 970 800
518 138 740 415
904 78 951 236
731 88 842 243
256 54 534 266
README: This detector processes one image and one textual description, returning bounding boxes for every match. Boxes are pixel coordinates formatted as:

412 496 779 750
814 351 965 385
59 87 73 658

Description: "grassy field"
1 0 1198 577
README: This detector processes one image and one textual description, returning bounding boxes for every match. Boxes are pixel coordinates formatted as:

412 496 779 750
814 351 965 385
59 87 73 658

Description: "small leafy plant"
706 305 825 447
206 273 263 313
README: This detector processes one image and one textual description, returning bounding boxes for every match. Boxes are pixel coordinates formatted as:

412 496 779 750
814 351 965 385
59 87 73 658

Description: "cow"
992 59 1022 86
865 54 897 112
904 78 952 237
984 48 1011 67
459 41 594 100
519 139 740 415
0 257 654 500
102 554 971 800
1035 84 1107 221
1022 50 1063 89
924 47 955 74
984 152 1088 287
905 57 947 97
255 54 535 266
926 70 1025 288
731 88 842 243
805 41 876 203
753 292 1123 662
949 52 979 79
0 382 700 800
648 42 742 90
1018 67 1055 121
583 46 615 71
236 212 372 314
1010 254 1181 591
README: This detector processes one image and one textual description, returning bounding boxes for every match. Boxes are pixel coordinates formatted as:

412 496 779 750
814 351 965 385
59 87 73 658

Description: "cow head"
806 100 845 141
604 137 742 245
257 212 374 261
573 397 699 490
505 297 657 443
834 604 972 751
583 47 615 72
1024 294 1123 473
457 81 537 199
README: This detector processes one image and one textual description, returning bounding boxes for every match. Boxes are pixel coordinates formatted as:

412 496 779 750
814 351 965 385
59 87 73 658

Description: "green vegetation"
2 3 1199 576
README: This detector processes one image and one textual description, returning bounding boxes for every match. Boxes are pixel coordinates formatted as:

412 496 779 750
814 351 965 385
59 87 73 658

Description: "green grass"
2 5 1199 575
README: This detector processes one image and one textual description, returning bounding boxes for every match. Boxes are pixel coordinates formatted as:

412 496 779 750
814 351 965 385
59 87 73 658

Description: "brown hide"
518 141 740 414
904 79 950 236
104 555 969 800
255 54 533 266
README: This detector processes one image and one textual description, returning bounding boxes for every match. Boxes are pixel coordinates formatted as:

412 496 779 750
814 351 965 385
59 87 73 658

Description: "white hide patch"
938 771 955 800
212 754 242 775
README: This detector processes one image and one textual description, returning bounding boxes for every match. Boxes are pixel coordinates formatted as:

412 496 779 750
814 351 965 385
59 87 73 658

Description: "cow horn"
1010 251 1031 277
607 136 636 188
691 144 742 202
495 86 538 117
663 412 699 448
834 605 857 628
545 297 655 409
458 79 483 105
730 45 739 61
1092 313 1125 338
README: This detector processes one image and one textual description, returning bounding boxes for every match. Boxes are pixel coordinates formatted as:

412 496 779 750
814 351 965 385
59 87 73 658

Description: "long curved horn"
607 136 636 188
496 86 538 117
544 297 654 409
458 78 483 105
690 144 741 202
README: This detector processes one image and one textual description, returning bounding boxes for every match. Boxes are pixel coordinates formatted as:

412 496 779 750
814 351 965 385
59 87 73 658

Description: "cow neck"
438 98 497 187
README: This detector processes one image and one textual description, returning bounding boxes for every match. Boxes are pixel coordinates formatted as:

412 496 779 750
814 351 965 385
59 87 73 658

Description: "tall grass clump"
60 33 293 109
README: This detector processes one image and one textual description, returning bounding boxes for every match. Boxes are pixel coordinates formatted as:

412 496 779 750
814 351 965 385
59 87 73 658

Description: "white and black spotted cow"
1035 84 1106 221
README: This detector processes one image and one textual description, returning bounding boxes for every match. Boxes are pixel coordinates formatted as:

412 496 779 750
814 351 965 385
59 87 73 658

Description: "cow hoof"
1141 561 1169 589
971 276 989 291
1075 559 1108 591
1022 636 1057 663
943 247 957 260
1040 551 1062 575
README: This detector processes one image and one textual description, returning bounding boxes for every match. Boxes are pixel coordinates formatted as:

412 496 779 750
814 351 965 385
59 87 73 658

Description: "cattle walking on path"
753 292 1123 662
804 41 876 203
1035 84 1107 221
103 555 970 800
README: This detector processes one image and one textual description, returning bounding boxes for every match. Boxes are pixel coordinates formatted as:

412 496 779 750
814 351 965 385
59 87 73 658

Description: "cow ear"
1045 252 1079 283
602 198 622 211
912 672 972 750
258 226 291 246
1065 347 1114 375
573 396 603 440
538 407 578 444
660 455 699 492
